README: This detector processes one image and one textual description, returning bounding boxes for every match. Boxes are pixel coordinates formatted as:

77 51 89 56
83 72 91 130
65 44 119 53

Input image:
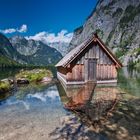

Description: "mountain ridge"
69 0 140 66
9 35 62 65
0 33 62 67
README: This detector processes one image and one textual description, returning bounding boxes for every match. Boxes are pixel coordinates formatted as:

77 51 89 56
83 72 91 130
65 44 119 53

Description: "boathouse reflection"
57 82 121 122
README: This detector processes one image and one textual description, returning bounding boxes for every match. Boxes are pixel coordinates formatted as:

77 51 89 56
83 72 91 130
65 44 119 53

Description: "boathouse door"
85 58 97 82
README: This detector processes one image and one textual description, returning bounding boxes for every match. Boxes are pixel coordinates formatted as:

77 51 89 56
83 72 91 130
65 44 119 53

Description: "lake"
0 67 140 140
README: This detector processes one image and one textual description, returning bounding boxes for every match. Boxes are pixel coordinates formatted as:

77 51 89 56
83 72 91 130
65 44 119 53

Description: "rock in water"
17 78 29 84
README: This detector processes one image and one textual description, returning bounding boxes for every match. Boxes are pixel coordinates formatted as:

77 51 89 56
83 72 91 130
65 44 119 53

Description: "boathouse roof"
56 33 122 68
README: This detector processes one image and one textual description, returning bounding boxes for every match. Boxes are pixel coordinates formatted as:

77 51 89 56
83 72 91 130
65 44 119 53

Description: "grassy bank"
0 56 20 68
0 80 11 93
16 69 53 82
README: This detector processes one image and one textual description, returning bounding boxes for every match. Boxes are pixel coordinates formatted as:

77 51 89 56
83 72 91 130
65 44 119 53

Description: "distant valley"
0 33 62 67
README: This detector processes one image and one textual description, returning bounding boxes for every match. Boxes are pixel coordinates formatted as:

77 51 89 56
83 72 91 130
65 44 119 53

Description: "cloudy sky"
0 0 98 43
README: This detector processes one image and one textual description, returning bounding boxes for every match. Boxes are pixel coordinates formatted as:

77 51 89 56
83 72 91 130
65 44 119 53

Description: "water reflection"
52 82 121 139
0 83 68 140
0 67 140 139
118 67 140 97
0 92 13 102
60 83 95 110
0 68 21 80
53 82 140 140
0 84 61 109
122 67 140 79
58 82 121 122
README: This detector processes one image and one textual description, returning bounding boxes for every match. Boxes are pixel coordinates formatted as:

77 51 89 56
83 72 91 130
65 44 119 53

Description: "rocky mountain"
10 36 38 56
0 33 28 65
0 33 62 66
48 42 69 56
69 0 140 66
0 33 16 58
9 36 62 65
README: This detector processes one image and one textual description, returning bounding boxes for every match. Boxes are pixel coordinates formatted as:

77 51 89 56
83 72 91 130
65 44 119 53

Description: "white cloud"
0 24 27 34
0 28 16 34
18 24 27 33
26 30 73 43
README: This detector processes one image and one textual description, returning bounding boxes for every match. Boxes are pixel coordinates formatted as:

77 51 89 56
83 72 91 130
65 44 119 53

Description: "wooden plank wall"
66 64 84 81
76 43 117 81
63 43 117 82
96 64 117 80
77 44 113 65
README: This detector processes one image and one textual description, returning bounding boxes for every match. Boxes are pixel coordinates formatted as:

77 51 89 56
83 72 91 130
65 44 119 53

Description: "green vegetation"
0 80 11 93
0 55 20 68
115 49 127 58
106 29 115 45
129 47 140 68
46 65 57 77
74 26 83 34
0 54 57 74
16 69 53 82
115 33 135 58
103 0 117 14
0 68 54 94
95 29 104 38
120 4 140 29
129 60 140 69
112 8 123 18
118 68 140 97
135 60 140 69
132 47 140 57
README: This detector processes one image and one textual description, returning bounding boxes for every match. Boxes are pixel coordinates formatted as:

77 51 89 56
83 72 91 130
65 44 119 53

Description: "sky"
0 0 98 43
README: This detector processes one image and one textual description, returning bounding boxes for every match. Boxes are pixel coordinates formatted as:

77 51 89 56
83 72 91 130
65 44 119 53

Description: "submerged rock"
17 78 29 84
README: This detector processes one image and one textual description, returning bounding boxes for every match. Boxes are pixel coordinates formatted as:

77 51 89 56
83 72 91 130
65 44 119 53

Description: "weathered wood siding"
76 43 117 81
66 64 84 82
77 43 113 65
58 42 117 82
96 64 117 80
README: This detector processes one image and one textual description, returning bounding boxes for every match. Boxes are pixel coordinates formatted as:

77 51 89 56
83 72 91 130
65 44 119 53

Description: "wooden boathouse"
55 33 122 85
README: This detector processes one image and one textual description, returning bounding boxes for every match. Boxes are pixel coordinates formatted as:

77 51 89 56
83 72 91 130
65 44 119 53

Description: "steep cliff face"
10 36 38 56
48 42 69 56
0 33 62 66
0 33 28 64
70 0 140 66
0 33 18 58
10 36 62 65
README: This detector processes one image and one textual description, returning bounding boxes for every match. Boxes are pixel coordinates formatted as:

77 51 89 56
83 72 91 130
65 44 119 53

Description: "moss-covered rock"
0 80 11 94
16 69 53 83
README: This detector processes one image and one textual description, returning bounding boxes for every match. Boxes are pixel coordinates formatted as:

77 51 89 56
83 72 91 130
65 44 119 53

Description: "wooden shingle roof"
56 33 122 68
